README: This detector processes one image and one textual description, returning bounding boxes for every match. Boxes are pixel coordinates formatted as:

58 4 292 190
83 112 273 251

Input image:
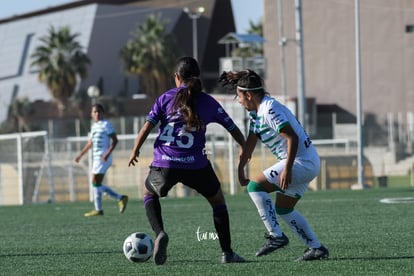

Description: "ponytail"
172 57 204 131
219 69 267 97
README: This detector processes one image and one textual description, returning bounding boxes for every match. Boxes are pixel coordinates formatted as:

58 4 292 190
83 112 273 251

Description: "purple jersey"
147 86 236 169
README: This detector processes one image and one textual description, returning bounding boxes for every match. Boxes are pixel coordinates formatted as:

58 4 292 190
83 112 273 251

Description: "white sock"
93 186 102 211
249 191 283 237
100 185 121 200
279 210 321 248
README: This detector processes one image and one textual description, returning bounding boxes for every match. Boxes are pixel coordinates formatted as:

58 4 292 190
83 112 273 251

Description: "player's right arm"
128 121 155 166
75 139 92 163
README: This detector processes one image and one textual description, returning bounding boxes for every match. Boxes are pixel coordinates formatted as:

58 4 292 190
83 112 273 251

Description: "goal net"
0 131 54 205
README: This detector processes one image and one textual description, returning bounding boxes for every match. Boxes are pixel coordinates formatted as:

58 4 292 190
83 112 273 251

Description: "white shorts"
91 156 112 175
263 154 320 198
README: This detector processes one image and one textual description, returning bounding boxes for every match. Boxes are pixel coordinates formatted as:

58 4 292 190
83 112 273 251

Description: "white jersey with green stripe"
248 96 315 160
90 119 116 162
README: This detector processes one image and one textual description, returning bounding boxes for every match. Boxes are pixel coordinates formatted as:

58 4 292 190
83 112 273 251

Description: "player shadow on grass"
239 255 414 263
168 258 254 264
0 250 120 258
3 252 412 263
331 255 414 261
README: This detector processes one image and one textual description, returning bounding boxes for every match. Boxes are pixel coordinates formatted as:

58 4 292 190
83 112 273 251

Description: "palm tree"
120 14 181 99
30 26 91 113
248 19 263 37
232 18 263 58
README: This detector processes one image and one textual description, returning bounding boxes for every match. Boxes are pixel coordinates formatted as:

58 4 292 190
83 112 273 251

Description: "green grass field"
1 187 413 275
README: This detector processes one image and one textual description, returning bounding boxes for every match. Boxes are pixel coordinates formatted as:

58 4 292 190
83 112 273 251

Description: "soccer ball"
123 232 154 262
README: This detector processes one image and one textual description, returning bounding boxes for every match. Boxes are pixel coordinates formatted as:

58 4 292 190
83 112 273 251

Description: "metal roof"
218 32 264 45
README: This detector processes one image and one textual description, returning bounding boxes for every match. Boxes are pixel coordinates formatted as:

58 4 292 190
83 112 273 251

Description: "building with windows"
0 0 235 122
263 0 414 148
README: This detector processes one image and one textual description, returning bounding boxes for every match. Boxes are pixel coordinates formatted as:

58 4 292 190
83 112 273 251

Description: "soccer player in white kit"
220 70 329 261
75 104 128 217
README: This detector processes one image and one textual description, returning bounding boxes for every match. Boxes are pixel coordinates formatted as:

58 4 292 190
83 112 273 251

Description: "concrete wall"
264 0 414 128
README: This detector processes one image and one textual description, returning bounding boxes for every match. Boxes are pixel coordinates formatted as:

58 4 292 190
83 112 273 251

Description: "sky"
0 0 263 33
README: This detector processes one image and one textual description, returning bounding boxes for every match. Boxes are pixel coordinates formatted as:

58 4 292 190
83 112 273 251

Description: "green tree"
30 26 91 113
8 97 34 132
120 14 181 99
248 18 263 37
232 18 263 58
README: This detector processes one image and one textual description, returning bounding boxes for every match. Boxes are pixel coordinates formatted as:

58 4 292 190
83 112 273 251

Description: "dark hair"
219 69 268 97
92 103 104 113
172 57 204 131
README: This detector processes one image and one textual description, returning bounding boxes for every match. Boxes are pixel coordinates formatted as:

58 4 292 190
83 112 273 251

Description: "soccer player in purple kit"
128 57 246 265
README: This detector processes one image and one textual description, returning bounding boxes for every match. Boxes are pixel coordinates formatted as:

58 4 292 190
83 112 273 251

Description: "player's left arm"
103 133 118 161
238 133 258 186
228 126 245 150
279 123 298 190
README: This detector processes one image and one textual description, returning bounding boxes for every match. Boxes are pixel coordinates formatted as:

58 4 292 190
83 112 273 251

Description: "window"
406 25 414 33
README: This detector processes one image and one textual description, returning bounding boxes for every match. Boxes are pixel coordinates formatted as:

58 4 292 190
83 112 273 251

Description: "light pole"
295 0 306 131
87 85 100 105
183 6 205 61
354 0 365 188
277 0 287 104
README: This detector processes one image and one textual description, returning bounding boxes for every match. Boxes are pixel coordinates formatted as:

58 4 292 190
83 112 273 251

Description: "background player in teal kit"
75 104 128 217
220 70 329 261
128 57 246 265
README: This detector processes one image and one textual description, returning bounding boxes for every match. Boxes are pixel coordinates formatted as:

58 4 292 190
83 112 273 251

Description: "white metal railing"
313 138 353 153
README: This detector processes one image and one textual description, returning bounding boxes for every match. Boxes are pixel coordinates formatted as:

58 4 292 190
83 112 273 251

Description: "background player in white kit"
220 70 329 261
75 104 128 217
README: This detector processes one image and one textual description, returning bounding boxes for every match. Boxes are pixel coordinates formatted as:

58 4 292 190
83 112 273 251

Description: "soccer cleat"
84 210 104 217
153 231 169 265
296 245 329 261
118 195 128 213
221 251 246 264
256 232 289 257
